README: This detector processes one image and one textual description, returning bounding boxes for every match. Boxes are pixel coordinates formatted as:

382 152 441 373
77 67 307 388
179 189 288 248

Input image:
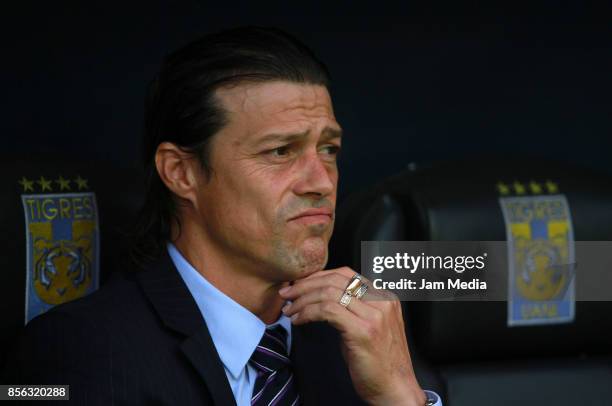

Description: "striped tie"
249 325 299 406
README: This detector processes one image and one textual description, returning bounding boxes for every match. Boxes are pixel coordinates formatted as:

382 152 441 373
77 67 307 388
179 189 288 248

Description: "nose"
293 151 336 198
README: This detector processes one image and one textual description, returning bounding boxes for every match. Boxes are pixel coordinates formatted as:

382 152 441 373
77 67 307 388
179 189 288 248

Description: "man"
5 27 440 405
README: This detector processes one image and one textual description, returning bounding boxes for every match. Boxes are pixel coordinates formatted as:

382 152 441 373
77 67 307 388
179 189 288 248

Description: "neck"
171 219 288 325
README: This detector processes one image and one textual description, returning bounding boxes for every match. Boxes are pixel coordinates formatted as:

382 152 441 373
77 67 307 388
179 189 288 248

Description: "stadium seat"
330 158 612 406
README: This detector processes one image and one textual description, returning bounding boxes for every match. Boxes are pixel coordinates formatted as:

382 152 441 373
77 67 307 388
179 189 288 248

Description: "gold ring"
344 274 363 296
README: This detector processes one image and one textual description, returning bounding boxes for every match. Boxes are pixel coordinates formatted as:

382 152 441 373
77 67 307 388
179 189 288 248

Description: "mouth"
288 209 333 225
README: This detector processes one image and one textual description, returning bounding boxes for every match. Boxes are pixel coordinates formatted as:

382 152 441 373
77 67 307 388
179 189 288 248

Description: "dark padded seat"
330 158 612 406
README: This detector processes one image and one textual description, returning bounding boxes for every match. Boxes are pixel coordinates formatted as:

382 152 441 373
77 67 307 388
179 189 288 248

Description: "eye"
262 145 294 162
270 145 291 157
319 145 341 159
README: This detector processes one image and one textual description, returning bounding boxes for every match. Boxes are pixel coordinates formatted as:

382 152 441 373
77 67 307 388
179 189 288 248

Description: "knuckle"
364 323 378 340
292 297 304 310
381 300 394 311
341 266 355 276
333 274 348 286
371 309 384 325
321 302 336 315
300 307 312 322
289 284 303 296
324 286 338 299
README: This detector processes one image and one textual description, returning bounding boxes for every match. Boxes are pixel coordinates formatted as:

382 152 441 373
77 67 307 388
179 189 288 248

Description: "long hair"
128 26 331 269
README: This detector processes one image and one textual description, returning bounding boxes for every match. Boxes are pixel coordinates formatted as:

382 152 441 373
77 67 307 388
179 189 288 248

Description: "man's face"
192 81 341 282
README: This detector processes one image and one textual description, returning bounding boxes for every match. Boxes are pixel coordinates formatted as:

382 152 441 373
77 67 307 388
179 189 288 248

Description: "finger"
283 269 387 320
290 300 369 340
360 287 401 311
280 272 350 300
316 268 376 296
298 266 357 282
283 284 383 322
326 266 358 279
282 285 344 316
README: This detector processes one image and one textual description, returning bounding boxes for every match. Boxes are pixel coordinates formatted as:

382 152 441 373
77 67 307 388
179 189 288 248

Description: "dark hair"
128 26 331 268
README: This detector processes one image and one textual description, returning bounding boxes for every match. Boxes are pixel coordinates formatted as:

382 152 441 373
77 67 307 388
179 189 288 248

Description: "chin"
293 237 329 277
271 234 330 281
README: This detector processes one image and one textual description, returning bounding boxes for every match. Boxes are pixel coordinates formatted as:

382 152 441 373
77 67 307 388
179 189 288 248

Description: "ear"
155 142 202 209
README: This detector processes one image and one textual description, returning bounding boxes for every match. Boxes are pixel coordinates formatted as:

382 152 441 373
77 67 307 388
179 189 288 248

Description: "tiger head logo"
516 240 568 301
32 237 92 304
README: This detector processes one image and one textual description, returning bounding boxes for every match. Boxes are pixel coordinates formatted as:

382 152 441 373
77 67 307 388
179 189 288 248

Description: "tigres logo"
22 192 99 322
500 194 575 326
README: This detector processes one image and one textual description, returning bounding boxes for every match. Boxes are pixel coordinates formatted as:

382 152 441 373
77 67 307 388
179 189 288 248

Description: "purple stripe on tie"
268 374 294 406
251 371 277 404
256 346 289 362
290 395 299 406
265 331 287 350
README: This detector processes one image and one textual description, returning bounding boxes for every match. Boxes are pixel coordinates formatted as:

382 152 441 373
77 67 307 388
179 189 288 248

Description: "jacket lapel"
291 324 320 406
180 328 237 406
291 322 366 406
136 251 236 406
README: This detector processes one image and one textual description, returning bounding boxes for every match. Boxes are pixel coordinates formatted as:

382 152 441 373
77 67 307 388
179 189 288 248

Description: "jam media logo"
499 192 575 327
20 176 99 323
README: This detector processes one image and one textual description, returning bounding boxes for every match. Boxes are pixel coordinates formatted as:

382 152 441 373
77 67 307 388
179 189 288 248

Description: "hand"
279 267 426 406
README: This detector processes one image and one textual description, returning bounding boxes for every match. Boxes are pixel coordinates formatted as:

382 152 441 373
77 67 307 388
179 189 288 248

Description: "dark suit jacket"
3 252 366 405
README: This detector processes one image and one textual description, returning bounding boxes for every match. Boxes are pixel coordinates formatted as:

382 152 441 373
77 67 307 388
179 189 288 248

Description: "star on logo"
55 176 71 191
529 181 542 195
545 180 559 194
513 181 526 195
75 175 89 190
38 176 52 192
19 177 34 192
496 181 510 195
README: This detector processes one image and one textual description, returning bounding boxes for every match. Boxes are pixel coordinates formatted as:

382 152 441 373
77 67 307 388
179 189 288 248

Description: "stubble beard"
270 220 334 281
268 199 335 280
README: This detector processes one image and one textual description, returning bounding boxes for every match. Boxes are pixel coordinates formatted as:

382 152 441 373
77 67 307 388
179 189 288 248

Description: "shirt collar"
167 242 292 379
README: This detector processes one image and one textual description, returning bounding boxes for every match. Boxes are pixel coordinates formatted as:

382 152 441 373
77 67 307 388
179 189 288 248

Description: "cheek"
207 175 286 236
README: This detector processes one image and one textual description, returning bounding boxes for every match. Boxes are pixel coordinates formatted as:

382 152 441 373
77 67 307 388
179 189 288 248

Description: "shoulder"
45 270 149 325
4 271 157 377
3 295 117 403
2 261 211 405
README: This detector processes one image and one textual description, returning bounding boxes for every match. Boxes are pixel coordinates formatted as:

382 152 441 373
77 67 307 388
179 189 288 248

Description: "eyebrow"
255 127 343 146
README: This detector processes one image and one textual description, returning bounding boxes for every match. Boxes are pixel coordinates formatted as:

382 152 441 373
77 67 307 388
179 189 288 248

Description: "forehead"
214 81 339 137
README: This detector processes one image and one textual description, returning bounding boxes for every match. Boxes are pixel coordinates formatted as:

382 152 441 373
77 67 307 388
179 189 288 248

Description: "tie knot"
249 325 290 374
